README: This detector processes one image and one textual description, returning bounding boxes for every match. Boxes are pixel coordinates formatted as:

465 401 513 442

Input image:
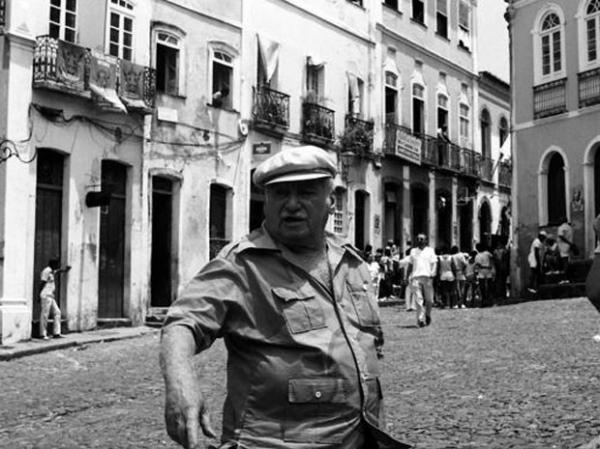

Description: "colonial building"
507 0 600 293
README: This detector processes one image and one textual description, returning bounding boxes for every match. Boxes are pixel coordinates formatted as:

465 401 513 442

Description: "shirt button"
315 391 322 399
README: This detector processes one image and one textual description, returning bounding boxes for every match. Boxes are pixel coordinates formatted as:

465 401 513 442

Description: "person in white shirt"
557 218 574 282
406 233 438 327
39 258 71 340
527 231 547 294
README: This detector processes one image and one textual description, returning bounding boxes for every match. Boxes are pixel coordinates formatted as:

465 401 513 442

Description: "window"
499 116 508 147
459 103 470 146
212 51 233 109
547 153 566 224
480 109 491 158
108 0 134 61
49 0 77 43
436 0 448 38
585 0 600 64
412 0 425 24
458 1 471 50
541 13 562 76
347 75 364 117
155 32 180 95
384 0 399 10
306 62 324 103
385 71 398 124
437 93 449 136
333 188 346 235
412 83 425 136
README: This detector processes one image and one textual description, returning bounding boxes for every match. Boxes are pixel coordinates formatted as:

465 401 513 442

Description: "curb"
0 327 160 362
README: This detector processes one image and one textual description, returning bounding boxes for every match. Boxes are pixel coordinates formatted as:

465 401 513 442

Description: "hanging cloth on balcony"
346 72 360 115
257 34 279 83
118 60 149 111
56 40 87 91
89 52 126 113
307 54 326 68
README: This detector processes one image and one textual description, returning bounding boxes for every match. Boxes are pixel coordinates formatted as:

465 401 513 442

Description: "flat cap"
253 145 337 188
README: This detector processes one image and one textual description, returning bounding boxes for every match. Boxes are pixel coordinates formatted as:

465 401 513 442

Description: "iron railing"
578 68 600 108
480 156 494 182
498 161 512 187
252 85 290 130
341 113 374 156
533 78 567 119
0 0 6 27
32 35 156 110
302 102 335 143
460 148 481 178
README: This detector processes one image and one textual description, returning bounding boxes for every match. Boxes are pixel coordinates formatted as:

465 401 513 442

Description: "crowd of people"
362 235 511 314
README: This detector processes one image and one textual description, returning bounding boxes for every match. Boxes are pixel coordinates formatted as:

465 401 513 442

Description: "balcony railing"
460 148 481 178
533 78 567 119
302 102 335 144
498 161 512 187
578 68 600 108
480 156 494 182
384 123 422 165
340 113 374 157
33 36 156 111
252 85 290 132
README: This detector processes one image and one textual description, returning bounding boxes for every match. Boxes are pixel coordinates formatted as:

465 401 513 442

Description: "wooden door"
33 150 64 330
151 177 173 307
354 190 367 251
98 161 126 318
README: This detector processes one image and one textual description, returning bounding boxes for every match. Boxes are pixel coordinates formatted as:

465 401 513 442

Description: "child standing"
39 258 71 340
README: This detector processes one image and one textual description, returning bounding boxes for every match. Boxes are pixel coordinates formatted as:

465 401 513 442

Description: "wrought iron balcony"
480 156 495 183
252 85 290 132
32 36 156 111
498 161 512 188
460 148 481 178
578 68 600 108
302 102 335 144
340 114 373 157
421 134 438 166
533 78 567 119
384 123 423 165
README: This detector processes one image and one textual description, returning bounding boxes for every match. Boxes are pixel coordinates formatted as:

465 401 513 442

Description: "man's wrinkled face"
264 179 333 250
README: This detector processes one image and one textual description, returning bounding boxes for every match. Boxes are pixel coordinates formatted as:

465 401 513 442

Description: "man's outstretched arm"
160 325 217 449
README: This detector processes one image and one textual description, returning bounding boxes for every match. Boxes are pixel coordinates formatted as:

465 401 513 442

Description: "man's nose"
283 192 301 209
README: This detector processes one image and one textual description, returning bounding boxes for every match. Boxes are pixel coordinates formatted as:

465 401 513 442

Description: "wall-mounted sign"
394 129 422 165
253 142 271 155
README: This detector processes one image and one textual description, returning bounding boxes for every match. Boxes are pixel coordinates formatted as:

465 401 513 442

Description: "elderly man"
160 146 411 449
406 234 437 327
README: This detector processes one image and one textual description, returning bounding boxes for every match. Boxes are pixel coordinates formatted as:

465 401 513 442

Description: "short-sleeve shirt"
557 223 573 257
528 238 543 268
409 246 437 278
40 266 55 297
163 226 407 448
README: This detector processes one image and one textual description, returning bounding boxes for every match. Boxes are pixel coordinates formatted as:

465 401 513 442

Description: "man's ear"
328 194 336 213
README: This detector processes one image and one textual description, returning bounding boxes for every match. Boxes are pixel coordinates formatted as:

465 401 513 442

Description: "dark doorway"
384 184 401 246
33 150 64 331
354 190 368 251
547 152 566 224
98 161 127 318
479 201 492 249
459 200 473 252
411 185 428 241
250 169 264 232
210 184 230 259
594 147 600 216
436 190 452 249
151 176 174 307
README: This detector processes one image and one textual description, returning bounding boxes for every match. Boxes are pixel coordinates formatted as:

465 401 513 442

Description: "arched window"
385 71 398 124
480 108 491 158
585 0 600 64
153 28 185 95
499 116 509 147
533 7 566 83
547 153 566 224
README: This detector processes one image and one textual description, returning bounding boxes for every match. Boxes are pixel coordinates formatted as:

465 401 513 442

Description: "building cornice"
511 0 542 10
158 0 242 31
273 0 376 47
377 23 477 79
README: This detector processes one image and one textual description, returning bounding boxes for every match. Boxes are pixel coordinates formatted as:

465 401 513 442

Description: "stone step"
96 318 132 329
538 282 586 300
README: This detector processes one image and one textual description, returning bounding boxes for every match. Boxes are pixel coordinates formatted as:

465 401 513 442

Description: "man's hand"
160 326 217 448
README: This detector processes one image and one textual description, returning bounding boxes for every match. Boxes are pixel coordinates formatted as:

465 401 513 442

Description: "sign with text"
394 129 422 165
253 142 272 155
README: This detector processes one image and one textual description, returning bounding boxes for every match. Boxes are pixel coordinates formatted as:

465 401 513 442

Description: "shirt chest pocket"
347 283 380 327
272 286 327 334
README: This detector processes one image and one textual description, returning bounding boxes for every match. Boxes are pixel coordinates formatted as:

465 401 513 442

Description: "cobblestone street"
0 298 598 449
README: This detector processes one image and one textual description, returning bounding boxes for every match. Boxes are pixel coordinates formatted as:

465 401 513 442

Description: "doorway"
436 189 452 249
459 199 473 252
354 190 368 252
479 200 492 249
98 161 127 318
151 176 174 307
411 185 428 241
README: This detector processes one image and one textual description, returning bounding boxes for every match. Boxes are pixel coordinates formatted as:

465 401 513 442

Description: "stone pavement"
0 325 159 361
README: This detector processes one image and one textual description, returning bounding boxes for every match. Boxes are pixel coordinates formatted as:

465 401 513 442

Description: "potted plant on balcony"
338 117 374 158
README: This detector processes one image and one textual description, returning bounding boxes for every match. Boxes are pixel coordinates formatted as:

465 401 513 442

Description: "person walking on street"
451 246 468 308
406 233 437 327
159 145 411 449
39 258 71 340
492 238 510 303
527 231 547 294
475 243 494 307
557 217 574 283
